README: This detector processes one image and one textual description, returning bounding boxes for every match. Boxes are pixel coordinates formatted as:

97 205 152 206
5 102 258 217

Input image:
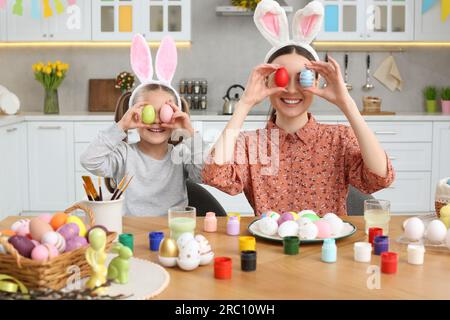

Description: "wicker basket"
0 204 117 290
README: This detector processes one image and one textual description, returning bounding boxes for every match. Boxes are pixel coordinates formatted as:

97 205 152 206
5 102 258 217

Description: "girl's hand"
160 101 194 137
117 102 152 131
239 64 287 109
303 56 354 112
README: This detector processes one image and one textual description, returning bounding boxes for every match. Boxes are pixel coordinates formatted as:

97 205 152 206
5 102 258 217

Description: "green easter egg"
302 213 320 222
142 105 156 124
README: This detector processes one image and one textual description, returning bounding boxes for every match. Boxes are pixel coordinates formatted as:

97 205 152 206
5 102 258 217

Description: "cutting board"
89 79 123 112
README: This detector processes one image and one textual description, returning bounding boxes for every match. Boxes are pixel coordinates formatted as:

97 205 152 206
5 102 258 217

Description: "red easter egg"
274 67 289 87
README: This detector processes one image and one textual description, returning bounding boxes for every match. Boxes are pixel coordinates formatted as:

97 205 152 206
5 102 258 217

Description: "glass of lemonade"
168 206 196 240
364 199 391 235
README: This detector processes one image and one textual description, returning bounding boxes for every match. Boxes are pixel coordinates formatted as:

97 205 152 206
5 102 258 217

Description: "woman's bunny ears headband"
254 0 324 63
129 34 181 108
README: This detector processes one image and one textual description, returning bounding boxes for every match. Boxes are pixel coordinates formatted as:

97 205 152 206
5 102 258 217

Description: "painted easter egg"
66 216 87 237
50 212 68 231
176 233 195 251
274 67 289 87
258 217 278 236
299 223 319 240
65 236 88 252
314 220 332 239
278 212 296 226
57 223 80 241
31 245 50 262
300 69 315 88
8 236 35 258
278 220 299 238
29 218 53 242
142 104 156 124
160 104 174 123
11 219 30 236
41 231 66 253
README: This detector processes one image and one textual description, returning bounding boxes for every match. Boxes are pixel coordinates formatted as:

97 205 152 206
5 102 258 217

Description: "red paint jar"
381 252 398 274
368 227 383 246
214 257 232 280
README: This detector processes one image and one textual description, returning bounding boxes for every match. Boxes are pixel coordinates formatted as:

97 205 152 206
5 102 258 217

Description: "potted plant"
441 87 450 114
423 86 438 113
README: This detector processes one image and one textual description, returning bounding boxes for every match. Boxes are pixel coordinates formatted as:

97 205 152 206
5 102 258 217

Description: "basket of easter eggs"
0 204 117 290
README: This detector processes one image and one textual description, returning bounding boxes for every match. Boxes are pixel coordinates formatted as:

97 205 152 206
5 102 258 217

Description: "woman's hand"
160 101 194 137
117 102 152 131
239 64 287 110
303 56 354 112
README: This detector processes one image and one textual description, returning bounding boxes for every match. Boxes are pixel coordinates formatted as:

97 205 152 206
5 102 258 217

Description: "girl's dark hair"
267 45 318 120
105 84 190 193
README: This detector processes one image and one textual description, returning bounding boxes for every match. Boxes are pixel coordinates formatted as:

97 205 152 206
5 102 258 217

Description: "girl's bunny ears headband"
254 0 324 63
129 34 181 108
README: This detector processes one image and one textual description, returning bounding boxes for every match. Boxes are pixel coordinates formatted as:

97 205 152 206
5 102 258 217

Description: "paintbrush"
82 176 100 201
111 174 128 201
83 183 94 201
98 176 103 201
115 176 134 200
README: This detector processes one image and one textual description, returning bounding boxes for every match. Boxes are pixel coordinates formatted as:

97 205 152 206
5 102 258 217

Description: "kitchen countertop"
2 111 450 127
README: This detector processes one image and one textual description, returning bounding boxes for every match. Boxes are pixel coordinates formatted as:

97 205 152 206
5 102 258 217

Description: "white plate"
248 219 357 244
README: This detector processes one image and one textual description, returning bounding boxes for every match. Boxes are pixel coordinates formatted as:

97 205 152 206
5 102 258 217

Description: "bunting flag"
54 0 64 14
0 0 6 10
31 0 40 19
422 0 439 13
43 0 53 17
442 0 450 22
12 0 23 16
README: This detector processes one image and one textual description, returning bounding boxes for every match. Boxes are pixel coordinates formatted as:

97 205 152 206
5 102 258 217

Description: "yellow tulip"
36 65 43 72
45 67 52 74
56 60 62 65
56 71 62 77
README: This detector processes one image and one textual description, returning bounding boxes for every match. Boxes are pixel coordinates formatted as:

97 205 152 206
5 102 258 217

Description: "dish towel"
373 55 403 92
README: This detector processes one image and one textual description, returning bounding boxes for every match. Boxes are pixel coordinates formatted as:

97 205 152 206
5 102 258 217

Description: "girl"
202 0 395 216
81 35 206 216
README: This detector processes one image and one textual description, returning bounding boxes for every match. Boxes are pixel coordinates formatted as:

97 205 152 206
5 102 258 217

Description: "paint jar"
214 257 232 279
204 212 217 233
149 232 164 251
239 236 256 252
321 238 337 263
119 233 134 252
226 216 240 236
283 236 299 255
381 252 398 274
373 235 389 255
407 244 425 265
241 250 257 272
353 242 372 263
368 227 383 246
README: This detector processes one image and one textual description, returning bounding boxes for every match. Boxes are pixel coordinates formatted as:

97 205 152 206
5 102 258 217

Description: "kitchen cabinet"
431 122 450 208
0 123 27 219
415 0 450 41
92 0 191 41
27 122 75 211
6 0 91 41
316 0 414 41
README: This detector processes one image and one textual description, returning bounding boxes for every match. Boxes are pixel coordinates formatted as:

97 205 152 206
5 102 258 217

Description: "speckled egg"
278 220 299 238
177 233 195 251
29 218 53 242
65 236 88 252
8 236 35 258
426 220 447 243
403 217 425 242
258 217 278 236
57 223 80 241
299 223 319 240
314 220 332 239
300 69 315 88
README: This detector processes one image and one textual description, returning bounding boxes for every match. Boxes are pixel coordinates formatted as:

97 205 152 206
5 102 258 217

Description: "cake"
435 177 450 217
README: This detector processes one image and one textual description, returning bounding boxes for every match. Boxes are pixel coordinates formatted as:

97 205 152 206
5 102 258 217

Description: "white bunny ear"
292 1 324 44
155 36 177 84
254 0 289 47
130 34 153 83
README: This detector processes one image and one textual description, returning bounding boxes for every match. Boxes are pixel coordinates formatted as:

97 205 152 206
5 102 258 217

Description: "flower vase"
44 88 59 114
442 100 450 114
426 100 437 113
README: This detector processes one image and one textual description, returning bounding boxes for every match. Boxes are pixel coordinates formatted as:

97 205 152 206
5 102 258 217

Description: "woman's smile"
280 97 304 107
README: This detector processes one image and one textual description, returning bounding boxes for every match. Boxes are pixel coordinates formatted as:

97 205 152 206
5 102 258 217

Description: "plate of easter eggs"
248 210 357 244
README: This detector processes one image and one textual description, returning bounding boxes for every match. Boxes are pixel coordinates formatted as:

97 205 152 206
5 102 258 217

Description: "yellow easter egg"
66 216 87 237
440 204 450 218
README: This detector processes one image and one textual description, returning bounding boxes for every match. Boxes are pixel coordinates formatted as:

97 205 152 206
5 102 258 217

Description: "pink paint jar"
204 212 217 233
226 216 240 236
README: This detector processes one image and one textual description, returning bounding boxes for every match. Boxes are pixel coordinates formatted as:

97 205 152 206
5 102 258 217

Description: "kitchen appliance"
362 54 374 91
222 84 245 115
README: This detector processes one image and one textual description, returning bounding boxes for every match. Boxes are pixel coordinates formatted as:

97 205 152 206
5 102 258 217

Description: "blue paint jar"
374 235 389 255
321 238 337 263
149 232 165 251
300 69 315 88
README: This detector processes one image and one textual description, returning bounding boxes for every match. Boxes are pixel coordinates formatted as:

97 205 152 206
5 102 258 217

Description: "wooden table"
2 215 450 299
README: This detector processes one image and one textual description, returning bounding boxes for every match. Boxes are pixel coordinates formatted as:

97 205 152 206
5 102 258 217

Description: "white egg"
180 239 200 257
426 220 447 243
298 223 318 240
177 257 201 271
323 214 344 236
278 220 299 238
297 217 312 227
258 217 278 236
199 251 214 266
176 233 195 251
403 217 425 241
322 213 339 221
298 210 317 217
403 218 411 230
445 229 450 249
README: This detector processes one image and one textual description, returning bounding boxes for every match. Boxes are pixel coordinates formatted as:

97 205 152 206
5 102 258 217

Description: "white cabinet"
6 0 91 41
317 0 414 41
27 122 75 211
0 123 27 219
0 7 6 41
415 0 450 40
92 0 191 41
431 122 450 208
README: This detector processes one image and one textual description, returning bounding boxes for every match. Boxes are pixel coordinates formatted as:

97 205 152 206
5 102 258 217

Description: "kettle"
222 84 245 115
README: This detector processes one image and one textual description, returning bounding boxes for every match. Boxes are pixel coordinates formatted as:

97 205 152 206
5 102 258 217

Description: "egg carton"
396 213 450 253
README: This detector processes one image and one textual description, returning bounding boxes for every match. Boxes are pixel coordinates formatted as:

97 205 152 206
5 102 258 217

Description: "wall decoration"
0 0 6 10
31 0 40 20
12 0 23 16
422 0 438 14
66 4 81 30
43 0 53 18
442 0 450 22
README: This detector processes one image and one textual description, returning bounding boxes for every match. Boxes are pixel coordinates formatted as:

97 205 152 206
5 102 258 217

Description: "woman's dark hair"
267 45 318 120
105 84 190 193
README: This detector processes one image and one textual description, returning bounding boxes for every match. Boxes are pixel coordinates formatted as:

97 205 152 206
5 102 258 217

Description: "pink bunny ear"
254 0 289 47
292 1 324 44
130 34 153 83
155 36 177 84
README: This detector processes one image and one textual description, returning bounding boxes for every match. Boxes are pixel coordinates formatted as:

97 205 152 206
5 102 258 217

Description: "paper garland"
8 0 76 18
0 0 6 10
422 0 450 22
422 0 438 13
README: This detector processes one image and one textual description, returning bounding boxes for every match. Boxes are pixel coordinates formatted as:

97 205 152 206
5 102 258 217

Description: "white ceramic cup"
407 244 425 265
78 198 124 235
354 242 372 263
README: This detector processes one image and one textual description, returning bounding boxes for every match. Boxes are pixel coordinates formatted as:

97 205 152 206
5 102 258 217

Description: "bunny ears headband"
129 34 181 108
254 0 324 62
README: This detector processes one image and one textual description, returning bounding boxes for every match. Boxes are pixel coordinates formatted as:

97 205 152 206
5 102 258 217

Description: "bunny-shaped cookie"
254 0 324 62
129 34 181 108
